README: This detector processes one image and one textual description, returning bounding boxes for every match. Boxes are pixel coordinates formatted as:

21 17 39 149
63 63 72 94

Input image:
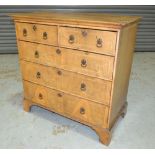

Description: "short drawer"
15 22 58 45
23 80 63 113
21 61 112 105
59 26 117 56
18 41 114 80
23 81 109 128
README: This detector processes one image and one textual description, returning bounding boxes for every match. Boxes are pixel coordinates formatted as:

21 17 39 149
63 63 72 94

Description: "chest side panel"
109 23 138 129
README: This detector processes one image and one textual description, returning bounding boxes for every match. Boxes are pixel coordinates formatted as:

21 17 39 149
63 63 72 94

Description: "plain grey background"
0 5 155 53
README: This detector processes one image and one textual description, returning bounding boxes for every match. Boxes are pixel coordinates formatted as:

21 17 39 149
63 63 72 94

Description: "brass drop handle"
38 93 43 100
57 70 62 75
56 49 61 54
43 32 48 40
96 38 103 48
81 59 87 67
81 83 86 91
34 51 39 58
68 35 75 44
23 29 27 37
81 30 87 37
33 25 37 31
36 72 41 78
80 107 85 114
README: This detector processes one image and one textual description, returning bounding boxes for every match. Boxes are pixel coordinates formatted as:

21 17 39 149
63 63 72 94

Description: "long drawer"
18 41 114 80
59 26 117 56
23 81 109 128
15 22 58 46
21 61 112 105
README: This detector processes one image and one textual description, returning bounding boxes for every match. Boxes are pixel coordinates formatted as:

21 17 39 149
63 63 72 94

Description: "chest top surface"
10 11 141 29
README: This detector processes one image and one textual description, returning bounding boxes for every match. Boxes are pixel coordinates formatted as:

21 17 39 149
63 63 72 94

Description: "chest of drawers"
11 12 141 145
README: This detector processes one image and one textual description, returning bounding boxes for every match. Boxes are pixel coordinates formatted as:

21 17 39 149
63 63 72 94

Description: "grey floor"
0 52 155 149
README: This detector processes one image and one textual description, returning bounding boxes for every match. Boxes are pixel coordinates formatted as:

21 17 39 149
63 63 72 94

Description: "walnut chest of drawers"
11 12 141 145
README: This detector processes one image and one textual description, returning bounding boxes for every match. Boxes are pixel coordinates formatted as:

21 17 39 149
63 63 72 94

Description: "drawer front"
23 81 63 113
21 61 112 105
23 81 108 128
61 69 111 105
63 93 109 128
21 61 59 88
18 41 61 67
59 27 117 56
19 41 114 80
15 22 58 45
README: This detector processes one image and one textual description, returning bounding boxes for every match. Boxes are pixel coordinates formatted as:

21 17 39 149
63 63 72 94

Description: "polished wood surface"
24 81 109 128
24 81 64 113
11 12 140 145
11 12 141 29
20 60 112 105
15 22 58 46
59 26 117 55
109 23 138 129
18 41 114 80
63 91 109 128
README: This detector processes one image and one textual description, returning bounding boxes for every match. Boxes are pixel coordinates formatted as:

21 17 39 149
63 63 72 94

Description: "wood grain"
63 92 109 128
108 24 138 128
59 26 117 56
18 41 114 80
20 60 112 105
11 12 141 29
15 22 58 46
23 80 63 113
23 81 109 128
11 12 141 145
